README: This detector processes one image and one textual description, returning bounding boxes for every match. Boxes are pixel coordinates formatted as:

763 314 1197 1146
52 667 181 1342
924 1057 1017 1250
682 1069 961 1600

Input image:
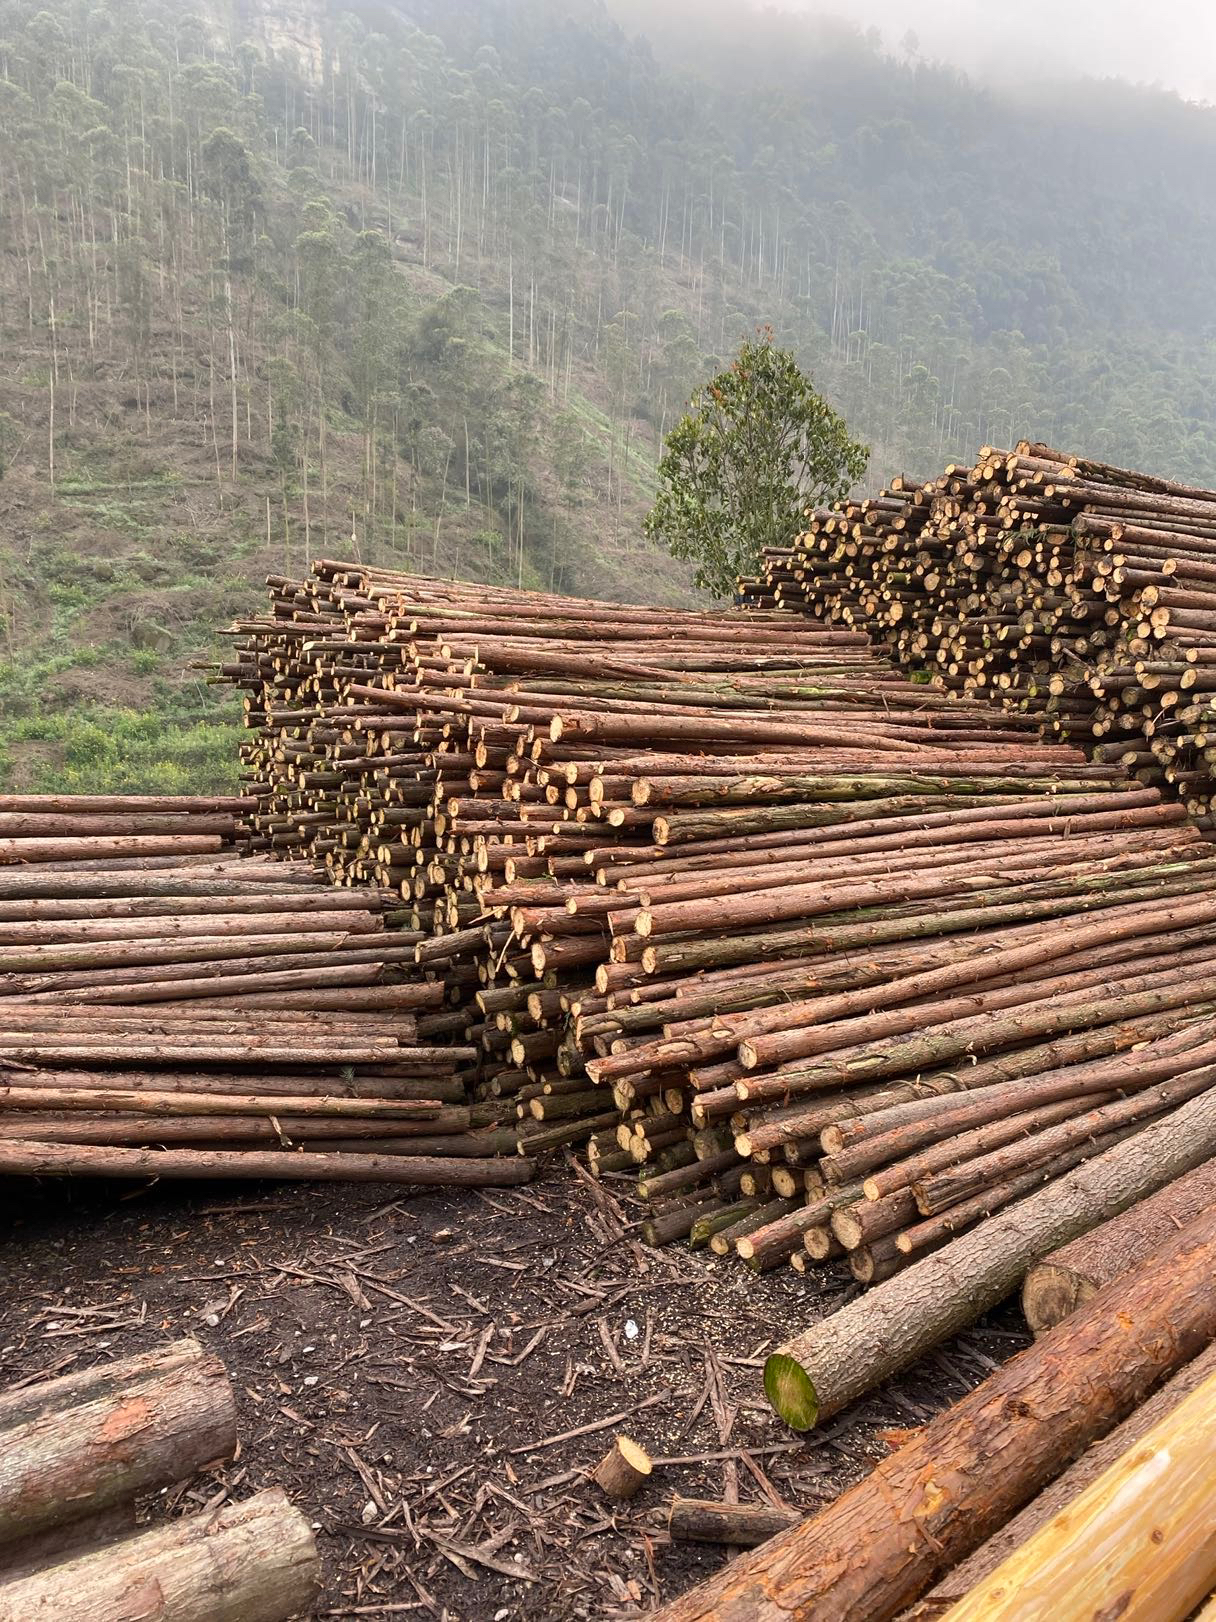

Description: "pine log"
911 1068 1216 1213
0 795 251 815
0 835 225 862
940 1365 1216 1621
0 1339 235 1546
667 1496 800 1547
0 1502 136 1583
907 1340 1216 1617
1022 1155 1216 1332
0 1139 534 1185
0 1488 318 1622
651 1203 1216 1622
764 1085 1216 1430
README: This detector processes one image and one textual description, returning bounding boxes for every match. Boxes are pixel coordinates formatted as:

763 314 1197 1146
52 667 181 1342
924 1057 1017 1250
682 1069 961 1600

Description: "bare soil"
0 1162 1029 1618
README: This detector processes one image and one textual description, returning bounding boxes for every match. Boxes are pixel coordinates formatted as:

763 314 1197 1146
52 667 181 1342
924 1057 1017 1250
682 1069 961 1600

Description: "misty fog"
605 0 1216 105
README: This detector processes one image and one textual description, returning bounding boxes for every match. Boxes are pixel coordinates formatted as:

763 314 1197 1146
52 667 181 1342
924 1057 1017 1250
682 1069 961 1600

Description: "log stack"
739 445 1216 827
215 563 1216 1271
0 796 532 1187
0 1339 319 1620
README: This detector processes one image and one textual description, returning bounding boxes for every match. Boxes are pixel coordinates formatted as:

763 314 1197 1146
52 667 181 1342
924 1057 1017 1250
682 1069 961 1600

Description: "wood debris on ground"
0 1167 1022 1619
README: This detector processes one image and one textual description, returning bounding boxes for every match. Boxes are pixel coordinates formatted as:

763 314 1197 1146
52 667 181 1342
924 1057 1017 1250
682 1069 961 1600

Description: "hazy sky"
774 0 1216 104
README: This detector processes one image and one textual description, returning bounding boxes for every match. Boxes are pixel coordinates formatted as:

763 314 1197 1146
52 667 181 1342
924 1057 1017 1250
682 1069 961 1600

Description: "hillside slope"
1 0 1214 789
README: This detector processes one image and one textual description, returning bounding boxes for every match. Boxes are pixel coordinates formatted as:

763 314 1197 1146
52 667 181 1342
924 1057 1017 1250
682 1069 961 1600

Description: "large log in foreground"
764 1085 1216 1429
907 1340 1216 1616
0 1342 316 1621
941 1364 1216 1622
651 1202 1216 1622
0 1340 236 1548
0 1488 318 1622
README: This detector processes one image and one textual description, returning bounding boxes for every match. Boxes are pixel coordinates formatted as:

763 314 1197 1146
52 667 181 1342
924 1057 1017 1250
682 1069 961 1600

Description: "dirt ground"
0 1162 1029 1618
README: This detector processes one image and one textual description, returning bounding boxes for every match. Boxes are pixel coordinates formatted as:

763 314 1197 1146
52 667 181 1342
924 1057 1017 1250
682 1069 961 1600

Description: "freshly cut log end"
763 1353 818 1432
1021 1156 1216 1335
591 1435 652 1499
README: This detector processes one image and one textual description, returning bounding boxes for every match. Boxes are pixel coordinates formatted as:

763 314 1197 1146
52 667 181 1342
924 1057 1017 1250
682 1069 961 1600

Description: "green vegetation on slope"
1 0 1214 788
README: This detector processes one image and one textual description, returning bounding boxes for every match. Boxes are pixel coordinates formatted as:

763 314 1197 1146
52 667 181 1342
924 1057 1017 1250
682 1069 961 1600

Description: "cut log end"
1021 1263 1097 1335
591 1434 652 1500
763 1352 818 1432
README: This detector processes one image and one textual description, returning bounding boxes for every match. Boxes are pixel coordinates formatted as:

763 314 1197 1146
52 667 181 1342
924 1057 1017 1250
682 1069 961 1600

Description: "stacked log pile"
217 563 1216 1270
739 445 1216 827
0 796 532 1186
0 1339 319 1620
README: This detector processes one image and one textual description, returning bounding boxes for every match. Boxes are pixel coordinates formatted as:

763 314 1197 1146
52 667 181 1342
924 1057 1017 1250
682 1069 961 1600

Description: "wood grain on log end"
763 1352 818 1431
1021 1262 1095 1335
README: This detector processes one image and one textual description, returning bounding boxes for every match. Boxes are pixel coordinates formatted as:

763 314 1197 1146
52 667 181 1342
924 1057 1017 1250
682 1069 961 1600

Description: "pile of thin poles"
0 794 530 1188
216 563 1216 1279
741 441 1216 828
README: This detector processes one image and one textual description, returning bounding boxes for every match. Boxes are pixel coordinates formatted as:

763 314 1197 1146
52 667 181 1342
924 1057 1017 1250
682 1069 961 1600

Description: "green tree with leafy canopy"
645 329 869 597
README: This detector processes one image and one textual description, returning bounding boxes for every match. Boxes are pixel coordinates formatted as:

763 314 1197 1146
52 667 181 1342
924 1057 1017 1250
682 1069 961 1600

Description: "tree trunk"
1022 1155 1216 1333
940 1366 1216 1622
911 1069 1216 1213
0 1139 534 1186
907 1341 1216 1617
0 836 224 863
0 1340 235 1547
0 1503 135 1584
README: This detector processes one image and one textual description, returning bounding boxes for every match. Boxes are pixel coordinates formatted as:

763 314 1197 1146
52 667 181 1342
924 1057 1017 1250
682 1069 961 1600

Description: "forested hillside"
1 0 1214 789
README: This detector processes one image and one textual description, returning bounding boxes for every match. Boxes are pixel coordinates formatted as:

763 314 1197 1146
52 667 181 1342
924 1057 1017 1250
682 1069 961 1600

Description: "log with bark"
667 1496 800 1547
764 1085 1216 1429
0 1339 236 1548
0 799 529 1186
741 442 1216 829
905 1338 1216 1615
213 560 1216 1285
938 1363 1216 1621
0 1488 318 1622
1021 1154 1216 1332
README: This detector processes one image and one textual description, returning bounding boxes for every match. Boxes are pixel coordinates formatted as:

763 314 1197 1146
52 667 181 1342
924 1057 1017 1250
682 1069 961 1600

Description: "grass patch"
0 702 243 794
